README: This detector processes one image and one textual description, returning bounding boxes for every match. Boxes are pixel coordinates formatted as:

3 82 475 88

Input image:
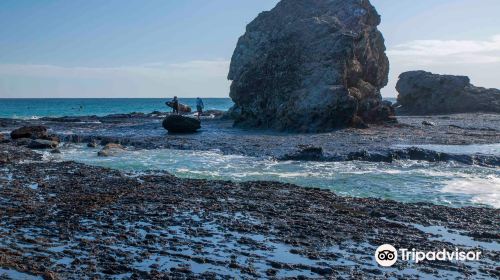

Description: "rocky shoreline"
1 142 499 279
1 111 499 167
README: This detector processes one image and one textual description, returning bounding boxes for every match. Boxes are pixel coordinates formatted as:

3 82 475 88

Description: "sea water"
0 98 234 119
49 144 500 209
0 97 397 119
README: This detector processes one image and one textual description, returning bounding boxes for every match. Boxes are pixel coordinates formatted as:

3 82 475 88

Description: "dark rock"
396 71 500 115
28 139 59 149
228 0 393 132
51 148 62 154
351 116 369 129
422 121 436 126
14 138 33 146
11 125 48 140
311 266 334 276
87 140 99 148
40 116 84 122
282 145 324 161
162 115 201 133
347 150 392 163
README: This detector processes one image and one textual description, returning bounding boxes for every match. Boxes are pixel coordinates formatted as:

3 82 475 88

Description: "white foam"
49 144 500 208
442 175 500 208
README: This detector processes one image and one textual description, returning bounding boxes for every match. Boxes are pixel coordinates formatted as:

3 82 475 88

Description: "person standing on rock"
196 97 204 120
171 96 179 115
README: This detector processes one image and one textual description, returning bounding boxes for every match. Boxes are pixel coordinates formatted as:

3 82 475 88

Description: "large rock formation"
227 0 392 132
396 71 500 115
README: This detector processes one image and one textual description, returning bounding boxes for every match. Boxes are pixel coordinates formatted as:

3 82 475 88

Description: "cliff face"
396 71 500 115
228 0 392 132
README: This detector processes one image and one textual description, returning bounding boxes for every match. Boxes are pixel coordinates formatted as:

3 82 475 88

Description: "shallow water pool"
47 145 500 208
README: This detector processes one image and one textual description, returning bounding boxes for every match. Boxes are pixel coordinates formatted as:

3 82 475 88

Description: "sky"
0 0 499 98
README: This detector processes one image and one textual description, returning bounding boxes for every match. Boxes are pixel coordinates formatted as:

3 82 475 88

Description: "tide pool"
46 144 500 209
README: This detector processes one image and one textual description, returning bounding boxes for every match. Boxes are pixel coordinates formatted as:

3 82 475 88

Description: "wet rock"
43 271 58 280
40 116 84 123
228 0 393 132
282 145 324 161
97 143 124 157
396 71 500 115
422 121 436 126
347 150 392 163
87 140 99 148
351 116 369 129
0 147 499 279
162 115 201 133
311 266 334 276
10 125 48 140
28 139 59 149
14 138 33 146
51 148 62 154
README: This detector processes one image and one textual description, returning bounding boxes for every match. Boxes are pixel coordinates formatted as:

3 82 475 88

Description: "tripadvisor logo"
375 244 482 267
375 244 398 267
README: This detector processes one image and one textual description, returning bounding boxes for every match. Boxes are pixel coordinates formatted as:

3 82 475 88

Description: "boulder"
28 139 58 149
162 115 201 133
396 71 500 115
97 143 124 157
11 126 48 140
227 0 393 132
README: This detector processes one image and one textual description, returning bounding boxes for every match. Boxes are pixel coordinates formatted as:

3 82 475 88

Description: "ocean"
0 97 398 119
0 98 235 119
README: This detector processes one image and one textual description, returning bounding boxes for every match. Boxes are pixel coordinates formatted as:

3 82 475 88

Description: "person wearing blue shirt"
196 97 204 120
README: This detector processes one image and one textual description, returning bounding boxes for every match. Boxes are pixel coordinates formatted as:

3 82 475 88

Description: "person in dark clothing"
172 96 179 115
196 97 204 120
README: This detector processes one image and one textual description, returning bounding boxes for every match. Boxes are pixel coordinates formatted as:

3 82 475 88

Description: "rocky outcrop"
227 0 393 132
28 139 59 149
11 126 48 140
162 115 201 133
396 71 500 115
282 145 324 161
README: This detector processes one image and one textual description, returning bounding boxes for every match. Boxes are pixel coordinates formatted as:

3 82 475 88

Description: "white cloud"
0 60 231 98
388 34 500 65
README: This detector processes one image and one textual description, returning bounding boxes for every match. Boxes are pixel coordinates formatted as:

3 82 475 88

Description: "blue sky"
0 0 499 98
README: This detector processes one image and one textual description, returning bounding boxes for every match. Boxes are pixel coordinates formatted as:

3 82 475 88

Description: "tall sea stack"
228 0 393 132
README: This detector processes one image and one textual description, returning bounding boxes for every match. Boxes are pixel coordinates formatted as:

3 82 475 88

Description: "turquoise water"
47 145 500 209
0 97 397 119
0 98 234 119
